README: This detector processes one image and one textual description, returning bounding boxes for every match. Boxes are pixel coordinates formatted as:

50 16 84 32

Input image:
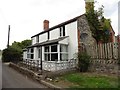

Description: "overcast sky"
0 0 119 50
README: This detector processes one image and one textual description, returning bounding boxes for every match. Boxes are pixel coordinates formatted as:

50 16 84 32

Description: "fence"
83 42 120 74
85 42 119 60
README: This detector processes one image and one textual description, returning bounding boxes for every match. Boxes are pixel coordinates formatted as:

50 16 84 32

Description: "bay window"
44 45 58 61
60 44 68 61
44 44 68 61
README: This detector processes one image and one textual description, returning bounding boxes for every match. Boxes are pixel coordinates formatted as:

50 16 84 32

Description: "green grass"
57 73 119 88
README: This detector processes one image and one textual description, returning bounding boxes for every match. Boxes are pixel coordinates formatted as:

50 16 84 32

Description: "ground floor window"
27 48 34 59
60 44 68 61
44 44 68 61
44 45 58 61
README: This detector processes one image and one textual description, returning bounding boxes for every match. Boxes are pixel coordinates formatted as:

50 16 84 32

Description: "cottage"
23 0 96 71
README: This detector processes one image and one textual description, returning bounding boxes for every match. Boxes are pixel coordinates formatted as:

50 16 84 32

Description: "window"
51 45 57 52
45 46 49 52
36 36 39 43
45 54 50 61
27 48 34 59
51 53 58 61
60 44 68 52
31 48 34 53
60 26 65 37
60 44 68 61
60 53 68 61
44 45 58 61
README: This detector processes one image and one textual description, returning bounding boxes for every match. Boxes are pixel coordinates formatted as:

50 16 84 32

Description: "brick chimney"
85 0 94 13
43 20 49 31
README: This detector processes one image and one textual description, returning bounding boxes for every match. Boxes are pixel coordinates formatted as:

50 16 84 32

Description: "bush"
2 47 22 62
76 52 91 72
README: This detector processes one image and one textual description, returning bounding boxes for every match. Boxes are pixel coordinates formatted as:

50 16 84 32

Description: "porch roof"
27 36 69 48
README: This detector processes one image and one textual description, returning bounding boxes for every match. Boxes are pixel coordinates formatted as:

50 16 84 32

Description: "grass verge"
46 72 119 88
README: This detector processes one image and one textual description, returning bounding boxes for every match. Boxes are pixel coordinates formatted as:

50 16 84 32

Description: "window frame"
44 44 58 61
60 26 65 37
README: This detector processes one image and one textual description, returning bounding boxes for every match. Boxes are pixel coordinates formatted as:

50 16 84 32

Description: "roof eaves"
31 14 85 38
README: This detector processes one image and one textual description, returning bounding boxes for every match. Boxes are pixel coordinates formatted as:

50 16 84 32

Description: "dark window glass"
51 53 58 61
51 45 57 52
45 54 50 61
31 54 34 59
31 48 34 53
45 46 49 52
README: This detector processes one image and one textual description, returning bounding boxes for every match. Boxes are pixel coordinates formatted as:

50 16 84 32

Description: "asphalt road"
1 59 47 88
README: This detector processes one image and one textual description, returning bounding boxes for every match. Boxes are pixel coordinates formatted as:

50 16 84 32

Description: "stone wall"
77 15 96 46
89 59 119 74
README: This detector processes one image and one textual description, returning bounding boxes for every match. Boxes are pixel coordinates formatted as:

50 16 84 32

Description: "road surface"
1 59 47 88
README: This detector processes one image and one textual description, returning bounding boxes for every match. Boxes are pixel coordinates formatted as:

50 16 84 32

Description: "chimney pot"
43 20 49 31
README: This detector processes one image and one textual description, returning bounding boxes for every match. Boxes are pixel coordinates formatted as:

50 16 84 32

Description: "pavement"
2 60 47 88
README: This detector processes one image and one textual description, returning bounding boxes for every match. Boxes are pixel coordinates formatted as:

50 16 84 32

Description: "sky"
0 0 119 50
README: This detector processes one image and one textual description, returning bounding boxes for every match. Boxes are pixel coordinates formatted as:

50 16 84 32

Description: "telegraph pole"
7 25 10 48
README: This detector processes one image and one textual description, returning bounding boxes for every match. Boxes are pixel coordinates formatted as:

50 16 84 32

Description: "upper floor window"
36 36 39 43
60 26 65 37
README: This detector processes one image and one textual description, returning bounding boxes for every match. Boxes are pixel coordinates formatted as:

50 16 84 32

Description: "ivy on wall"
86 4 111 43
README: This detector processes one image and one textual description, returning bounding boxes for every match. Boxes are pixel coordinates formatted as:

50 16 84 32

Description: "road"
1 59 47 88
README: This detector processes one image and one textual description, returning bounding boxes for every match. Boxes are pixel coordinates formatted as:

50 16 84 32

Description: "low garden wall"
89 59 119 74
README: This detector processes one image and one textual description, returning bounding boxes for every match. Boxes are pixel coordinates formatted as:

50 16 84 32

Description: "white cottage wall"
23 51 27 59
66 21 78 59
39 33 48 43
32 37 36 45
34 47 38 60
50 28 60 40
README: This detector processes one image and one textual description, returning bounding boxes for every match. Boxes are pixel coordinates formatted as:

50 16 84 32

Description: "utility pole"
7 25 10 48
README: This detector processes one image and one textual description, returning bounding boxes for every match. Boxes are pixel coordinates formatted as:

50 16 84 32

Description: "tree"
86 4 111 43
20 39 31 49
2 47 22 62
2 39 31 62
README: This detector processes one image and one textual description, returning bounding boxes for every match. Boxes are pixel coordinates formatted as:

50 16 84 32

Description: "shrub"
2 47 22 62
76 52 91 72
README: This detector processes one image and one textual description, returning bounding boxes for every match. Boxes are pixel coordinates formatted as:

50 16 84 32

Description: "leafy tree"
20 39 31 49
86 4 111 43
2 39 31 62
2 47 22 62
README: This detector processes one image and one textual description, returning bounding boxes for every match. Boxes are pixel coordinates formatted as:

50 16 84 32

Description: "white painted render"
39 33 48 43
34 47 38 60
65 21 78 59
31 37 36 45
23 51 27 59
50 28 60 40
59 37 69 45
